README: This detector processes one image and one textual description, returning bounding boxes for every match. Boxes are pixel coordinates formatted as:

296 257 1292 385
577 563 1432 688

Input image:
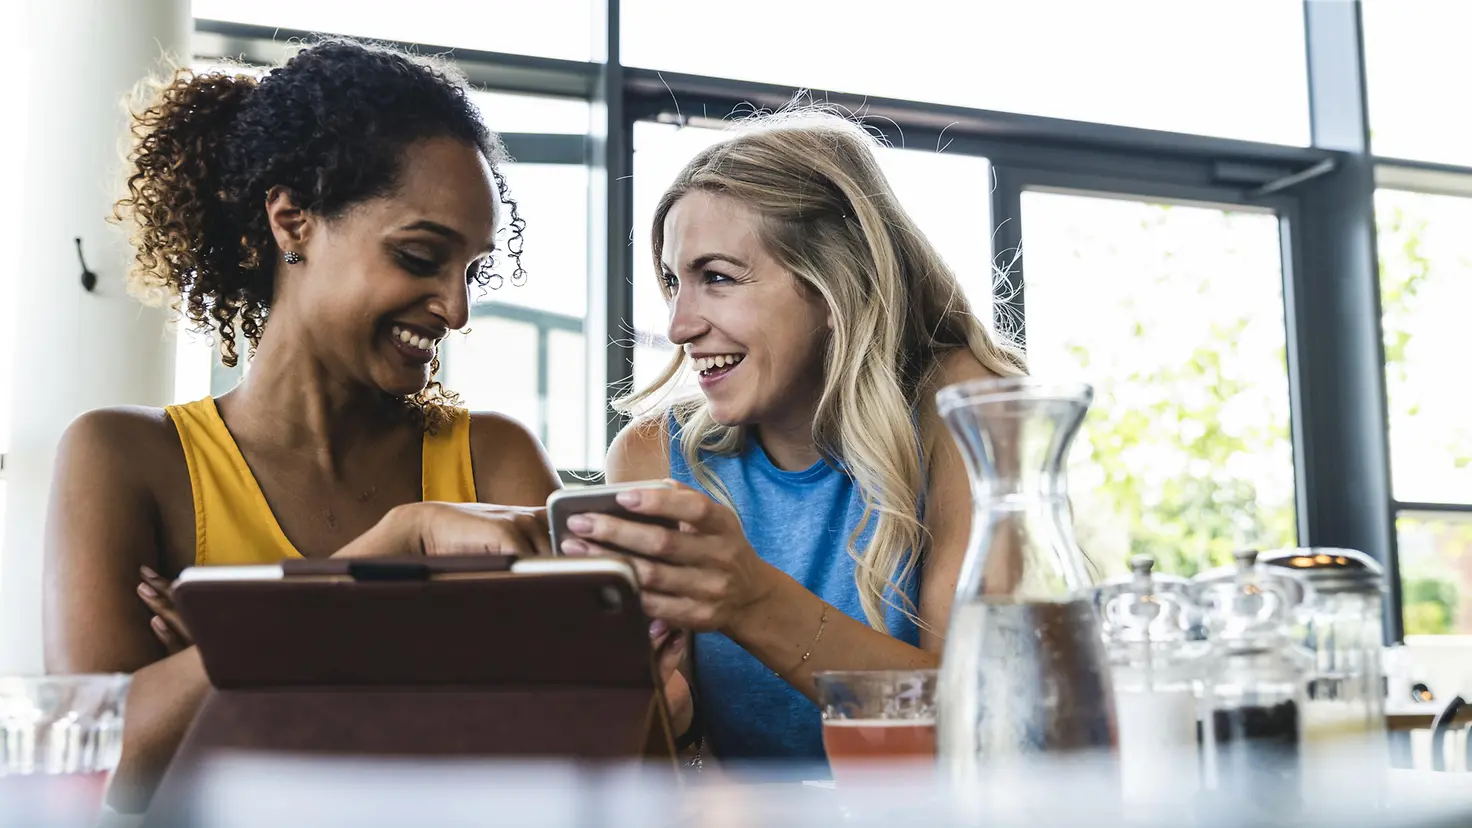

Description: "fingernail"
615 490 642 507
150 616 167 632
672 634 687 656
140 566 157 579
566 515 593 533
137 583 157 599
649 619 668 639
561 539 588 556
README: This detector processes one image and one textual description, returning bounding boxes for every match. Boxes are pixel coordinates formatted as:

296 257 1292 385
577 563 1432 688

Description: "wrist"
721 561 787 638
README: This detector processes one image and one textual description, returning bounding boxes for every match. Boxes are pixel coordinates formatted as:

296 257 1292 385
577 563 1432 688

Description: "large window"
1021 192 1297 578
1376 188 1472 634
622 0 1309 145
6 4 1445 653
629 121 994 407
443 158 595 469
1363 0 1472 165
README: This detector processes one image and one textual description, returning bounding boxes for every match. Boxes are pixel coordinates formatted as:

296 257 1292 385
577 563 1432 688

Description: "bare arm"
43 409 211 814
468 411 561 508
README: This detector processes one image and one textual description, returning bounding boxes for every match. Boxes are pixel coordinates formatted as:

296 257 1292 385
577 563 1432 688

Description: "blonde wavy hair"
618 106 1027 629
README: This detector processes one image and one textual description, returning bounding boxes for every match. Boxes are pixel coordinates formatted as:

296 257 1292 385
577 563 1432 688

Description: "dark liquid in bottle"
1200 700 1300 812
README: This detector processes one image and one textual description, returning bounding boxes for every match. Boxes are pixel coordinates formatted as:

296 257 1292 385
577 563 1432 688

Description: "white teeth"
693 354 743 373
391 326 436 351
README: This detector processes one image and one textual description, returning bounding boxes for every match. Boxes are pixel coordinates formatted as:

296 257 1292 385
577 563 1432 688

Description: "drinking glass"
815 669 937 784
0 674 131 825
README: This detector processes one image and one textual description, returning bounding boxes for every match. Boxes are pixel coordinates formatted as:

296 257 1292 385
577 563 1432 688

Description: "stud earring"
283 251 304 265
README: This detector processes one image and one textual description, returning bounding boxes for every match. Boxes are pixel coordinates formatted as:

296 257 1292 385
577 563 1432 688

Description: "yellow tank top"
165 397 477 564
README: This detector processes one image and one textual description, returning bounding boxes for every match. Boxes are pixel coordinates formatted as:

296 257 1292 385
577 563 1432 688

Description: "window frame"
189 1 1429 640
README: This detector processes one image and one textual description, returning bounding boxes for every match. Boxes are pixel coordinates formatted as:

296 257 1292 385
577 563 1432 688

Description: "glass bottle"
1256 548 1386 740
1194 549 1311 817
936 378 1118 796
1095 555 1209 811
1258 547 1388 810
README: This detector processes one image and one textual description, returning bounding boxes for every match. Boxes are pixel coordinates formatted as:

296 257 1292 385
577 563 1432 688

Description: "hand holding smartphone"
546 480 678 557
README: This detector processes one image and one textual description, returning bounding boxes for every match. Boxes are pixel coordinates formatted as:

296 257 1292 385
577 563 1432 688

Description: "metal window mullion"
1299 0 1400 641
598 0 634 455
1393 502 1472 516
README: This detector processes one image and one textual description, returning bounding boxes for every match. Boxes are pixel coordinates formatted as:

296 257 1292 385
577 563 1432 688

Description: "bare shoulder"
466 410 560 507
606 412 672 484
58 406 182 477
918 349 1002 432
933 348 1003 389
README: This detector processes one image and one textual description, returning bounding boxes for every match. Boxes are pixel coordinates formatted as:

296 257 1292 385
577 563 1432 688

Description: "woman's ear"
264 185 313 261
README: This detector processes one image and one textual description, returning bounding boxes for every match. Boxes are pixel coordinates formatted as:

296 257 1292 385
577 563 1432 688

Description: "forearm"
722 567 937 703
108 647 211 814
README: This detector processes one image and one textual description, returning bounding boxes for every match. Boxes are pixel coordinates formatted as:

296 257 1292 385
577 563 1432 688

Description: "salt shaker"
1096 555 1209 811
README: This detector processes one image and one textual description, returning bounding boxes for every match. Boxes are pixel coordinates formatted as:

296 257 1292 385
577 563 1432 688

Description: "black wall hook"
76 238 97 293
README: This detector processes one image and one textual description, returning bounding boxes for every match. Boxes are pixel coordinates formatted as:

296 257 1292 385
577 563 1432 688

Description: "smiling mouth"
389 324 438 365
692 353 744 382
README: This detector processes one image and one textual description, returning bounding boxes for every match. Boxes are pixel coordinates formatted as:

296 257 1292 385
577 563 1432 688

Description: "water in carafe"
936 379 1118 787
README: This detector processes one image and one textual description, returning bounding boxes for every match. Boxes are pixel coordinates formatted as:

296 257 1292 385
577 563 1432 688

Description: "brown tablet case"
147 556 675 821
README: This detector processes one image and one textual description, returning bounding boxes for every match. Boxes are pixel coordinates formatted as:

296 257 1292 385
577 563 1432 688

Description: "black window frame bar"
191 0 1472 640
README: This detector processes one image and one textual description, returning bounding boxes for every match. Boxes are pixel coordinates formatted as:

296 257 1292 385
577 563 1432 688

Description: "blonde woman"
558 108 1027 764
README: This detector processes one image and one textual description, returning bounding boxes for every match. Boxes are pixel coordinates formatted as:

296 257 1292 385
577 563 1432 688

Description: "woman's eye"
703 270 732 284
661 271 678 292
398 252 440 276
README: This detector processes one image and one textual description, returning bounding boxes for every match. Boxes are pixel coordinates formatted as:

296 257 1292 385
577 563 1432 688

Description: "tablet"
173 555 650 690
151 555 675 823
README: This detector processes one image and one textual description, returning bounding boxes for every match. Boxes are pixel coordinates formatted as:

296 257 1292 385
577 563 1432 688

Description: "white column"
0 0 191 674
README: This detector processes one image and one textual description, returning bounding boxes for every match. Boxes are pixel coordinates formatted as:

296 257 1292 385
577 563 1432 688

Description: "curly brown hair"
114 39 526 431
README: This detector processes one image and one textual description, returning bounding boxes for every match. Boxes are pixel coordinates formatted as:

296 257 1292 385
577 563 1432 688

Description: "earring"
283 251 304 265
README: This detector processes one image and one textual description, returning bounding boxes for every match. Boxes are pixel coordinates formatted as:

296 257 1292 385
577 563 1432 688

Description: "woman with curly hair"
43 39 565 811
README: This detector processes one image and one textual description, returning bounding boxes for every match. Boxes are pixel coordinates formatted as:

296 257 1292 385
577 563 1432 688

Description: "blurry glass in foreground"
0 674 130 826
814 669 937 784
176 749 1440 828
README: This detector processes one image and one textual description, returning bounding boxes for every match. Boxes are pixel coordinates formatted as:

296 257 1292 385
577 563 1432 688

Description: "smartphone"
547 480 678 557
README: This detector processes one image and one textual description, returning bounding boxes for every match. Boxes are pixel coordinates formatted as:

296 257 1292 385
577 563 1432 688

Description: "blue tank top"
668 416 924 762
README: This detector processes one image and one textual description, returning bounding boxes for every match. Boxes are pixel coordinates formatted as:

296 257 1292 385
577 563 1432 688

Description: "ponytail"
115 66 261 366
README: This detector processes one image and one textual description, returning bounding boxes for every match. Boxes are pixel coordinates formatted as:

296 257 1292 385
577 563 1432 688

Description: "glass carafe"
936 378 1118 787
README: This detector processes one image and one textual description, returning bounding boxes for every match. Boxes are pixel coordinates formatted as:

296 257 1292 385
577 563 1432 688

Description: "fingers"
138 566 193 651
150 615 188 654
137 584 189 646
610 485 724 530
561 514 698 563
140 565 171 593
